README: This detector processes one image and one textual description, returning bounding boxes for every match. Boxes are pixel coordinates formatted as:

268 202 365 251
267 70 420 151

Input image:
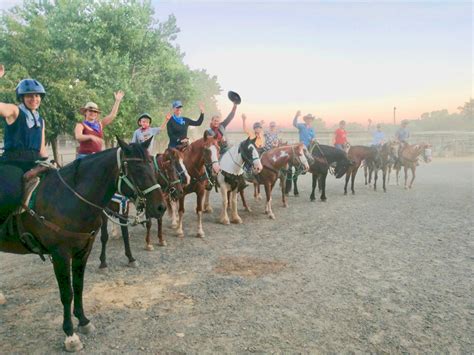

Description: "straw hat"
79 102 101 115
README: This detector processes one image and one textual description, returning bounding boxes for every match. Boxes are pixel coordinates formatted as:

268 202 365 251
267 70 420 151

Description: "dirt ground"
1 157 473 353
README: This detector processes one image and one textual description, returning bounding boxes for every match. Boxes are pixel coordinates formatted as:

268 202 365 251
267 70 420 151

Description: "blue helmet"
15 79 46 101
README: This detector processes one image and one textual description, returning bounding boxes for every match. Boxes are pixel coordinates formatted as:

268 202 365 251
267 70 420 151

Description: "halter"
152 155 181 196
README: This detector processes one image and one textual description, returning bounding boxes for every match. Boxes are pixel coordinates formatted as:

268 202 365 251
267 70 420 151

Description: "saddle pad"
111 193 129 215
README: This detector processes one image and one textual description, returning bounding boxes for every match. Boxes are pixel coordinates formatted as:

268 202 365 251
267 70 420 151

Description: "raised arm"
293 110 301 129
101 90 125 127
187 103 205 126
242 113 251 136
221 103 237 128
0 65 19 124
160 112 172 130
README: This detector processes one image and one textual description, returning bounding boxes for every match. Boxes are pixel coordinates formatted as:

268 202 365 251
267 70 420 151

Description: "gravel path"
1 158 473 353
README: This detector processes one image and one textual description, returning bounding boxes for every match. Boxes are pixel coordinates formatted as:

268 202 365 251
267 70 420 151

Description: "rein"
152 155 180 195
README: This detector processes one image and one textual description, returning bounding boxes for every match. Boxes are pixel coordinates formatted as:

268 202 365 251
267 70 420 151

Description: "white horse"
215 138 262 224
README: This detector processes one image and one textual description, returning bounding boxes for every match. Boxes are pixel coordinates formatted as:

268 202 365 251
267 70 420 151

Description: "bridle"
57 148 161 226
152 154 181 197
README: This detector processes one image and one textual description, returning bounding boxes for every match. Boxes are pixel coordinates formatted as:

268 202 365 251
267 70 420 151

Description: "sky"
1 0 472 128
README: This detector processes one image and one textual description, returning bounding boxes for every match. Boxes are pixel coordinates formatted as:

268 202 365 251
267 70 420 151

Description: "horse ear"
250 137 257 144
141 137 153 150
203 130 209 141
116 136 129 151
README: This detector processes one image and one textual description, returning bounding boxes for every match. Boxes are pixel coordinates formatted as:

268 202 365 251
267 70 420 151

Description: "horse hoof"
203 207 213 213
220 218 230 225
158 240 167 247
268 214 275 220
64 334 83 352
176 231 184 238
294 193 299 197
0 292 6 305
231 218 243 224
245 207 252 212
351 191 355 195
128 261 139 268
145 244 154 251
78 322 95 335
98 266 108 273
196 232 205 238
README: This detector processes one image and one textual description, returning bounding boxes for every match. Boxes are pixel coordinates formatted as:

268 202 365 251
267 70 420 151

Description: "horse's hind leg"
219 185 230 225
320 172 328 201
203 189 213 213
230 190 243 224
404 166 408 189
382 167 387 192
310 173 317 201
264 183 275 219
240 189 252 212
293 174 299 196
196 189 205 238
364 165 368 185
373 169 378 191
285 165 292 195
280 175 288 207
99 214 109 269
409 167 416 189
52 251 83 352
145 220 154 250
344 170 350 195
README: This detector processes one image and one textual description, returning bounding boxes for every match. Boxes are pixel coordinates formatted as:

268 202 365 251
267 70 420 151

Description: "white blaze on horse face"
298 148 310 171
179 158 191 186
209 145 221 174
250 145 263 173
424 148 432 162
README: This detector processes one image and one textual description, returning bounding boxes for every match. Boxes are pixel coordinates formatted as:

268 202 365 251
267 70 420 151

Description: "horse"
364 141 400 192
285 144 352 202
240 144 309 219
344 145 379 195
215 138 262 224
168 132 221 238
393 143 432 189
98 148 188 269
0 138 166 352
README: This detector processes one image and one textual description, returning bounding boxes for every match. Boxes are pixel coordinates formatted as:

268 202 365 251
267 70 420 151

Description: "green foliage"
0 0 221 156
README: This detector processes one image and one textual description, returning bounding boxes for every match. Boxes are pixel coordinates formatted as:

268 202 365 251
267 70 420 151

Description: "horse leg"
280 175 288 207
240 189 252 212
285 165 292 195
120 216 136 267
196 189 205 238
382 166 387 192
396 167 400 185
310 173 317 201
144 219 154 250
230 190 243 224
351 168 358 195
320 172 327 201
409 166 416 189
157 217 166 246
176 197 185 237
264 182 275 219
404 166 408 189
387 165 392 184
203 189 213 213
373 169 378 191
72 251 95 335
293 174 299 196
52 251 83 352
344 170 350 195
364 165 368 185
220 185 230 225
99 214 109 269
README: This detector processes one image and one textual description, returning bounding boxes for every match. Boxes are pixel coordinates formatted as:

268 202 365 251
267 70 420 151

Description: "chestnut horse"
241 144 309 219
364 141 399 192
0 139 166 352
98 148 187 269
394 143 432 189
169 132 221 238
344 145 379 195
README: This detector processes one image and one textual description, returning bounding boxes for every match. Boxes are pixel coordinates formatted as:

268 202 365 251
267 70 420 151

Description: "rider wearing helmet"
131 112 169 153
166 100 205 149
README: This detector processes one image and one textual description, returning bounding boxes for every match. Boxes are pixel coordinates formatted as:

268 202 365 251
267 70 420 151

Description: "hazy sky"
1 1 472 127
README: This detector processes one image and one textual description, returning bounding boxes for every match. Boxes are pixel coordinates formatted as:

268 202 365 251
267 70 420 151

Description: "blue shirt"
371 130 385 146
395 127 409 142
293 122 315 148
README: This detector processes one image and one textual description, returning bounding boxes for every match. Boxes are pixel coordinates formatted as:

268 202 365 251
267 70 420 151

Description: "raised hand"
296 110 301 117
242 114 247 121
199 102 205 113
165 112 172 120
0 64 4 78
114 90 125 101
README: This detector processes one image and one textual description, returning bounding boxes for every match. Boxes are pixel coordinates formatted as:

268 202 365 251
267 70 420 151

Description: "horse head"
239 137 263 174
116 137 166 219
202 131 221 175
421 143 432 163
292 143 310 172
160 148 187 200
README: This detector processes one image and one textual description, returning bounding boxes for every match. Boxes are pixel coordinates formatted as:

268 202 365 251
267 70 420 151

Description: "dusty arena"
0 157 472 353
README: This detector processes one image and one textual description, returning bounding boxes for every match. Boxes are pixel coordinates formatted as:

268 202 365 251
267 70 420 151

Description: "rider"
166 100 204 149
263 121 280 152
131 112 169 153
0 65 48 221
242 114 265 154
334 120 348 151
368 120 385 147
394 119 410 166
74 91 125 159
293 110 316 149
207 102 238 154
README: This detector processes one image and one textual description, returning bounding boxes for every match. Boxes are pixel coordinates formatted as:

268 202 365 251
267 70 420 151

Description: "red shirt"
77 122 103 154
334 128 347 144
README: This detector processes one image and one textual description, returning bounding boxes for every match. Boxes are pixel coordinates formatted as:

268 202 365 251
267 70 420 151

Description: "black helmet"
137 113 152 125
15 79 46 101
228 91 241 105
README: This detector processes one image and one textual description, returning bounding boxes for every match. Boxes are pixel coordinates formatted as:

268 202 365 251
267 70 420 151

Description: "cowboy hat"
80 102 101 115
303 114 315 120
228 91 241 105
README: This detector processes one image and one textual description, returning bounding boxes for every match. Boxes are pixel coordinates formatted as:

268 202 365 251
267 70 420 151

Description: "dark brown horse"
364 141 400 192
241 144 309 219
98 148 187 269
169 132 221 238
344 145 379 195
0 138 166 352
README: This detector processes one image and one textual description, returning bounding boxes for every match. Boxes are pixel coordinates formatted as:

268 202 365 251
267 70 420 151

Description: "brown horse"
364 141 400 192
394 143 432 189
0 138 166 352
344 145 379 195
169 132 221 238
241 144 309 219
98 148 187 269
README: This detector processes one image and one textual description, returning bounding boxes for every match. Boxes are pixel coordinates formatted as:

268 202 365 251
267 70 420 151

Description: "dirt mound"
214 256 287 277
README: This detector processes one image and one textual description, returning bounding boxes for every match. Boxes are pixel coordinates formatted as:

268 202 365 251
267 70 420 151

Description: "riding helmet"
15 79 46 101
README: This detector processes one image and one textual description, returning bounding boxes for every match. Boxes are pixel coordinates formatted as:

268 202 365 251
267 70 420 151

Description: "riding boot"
23 164 50 181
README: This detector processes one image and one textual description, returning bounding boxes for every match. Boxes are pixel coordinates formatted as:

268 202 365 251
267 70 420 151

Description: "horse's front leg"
310 172 318 201
145 219 154 250
120 216 137 267
196 188 205 238
344 170 350 195
203 189 213 213
280 175 288 207
382 166 387 192
320 172 328 201
72 249 95 336
157 217 166 246
52 251 83 352
387 164 392 184
240 189 252 212
409 166 416 189
176 197 185 237
219 184 230 225
351 168 358 195
99 214 109 269
293 174 299 196
284 165 292 195
364 165 368 185
264 182 275 219
373 169 378 191
230 190 243 224
404 166 409 189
